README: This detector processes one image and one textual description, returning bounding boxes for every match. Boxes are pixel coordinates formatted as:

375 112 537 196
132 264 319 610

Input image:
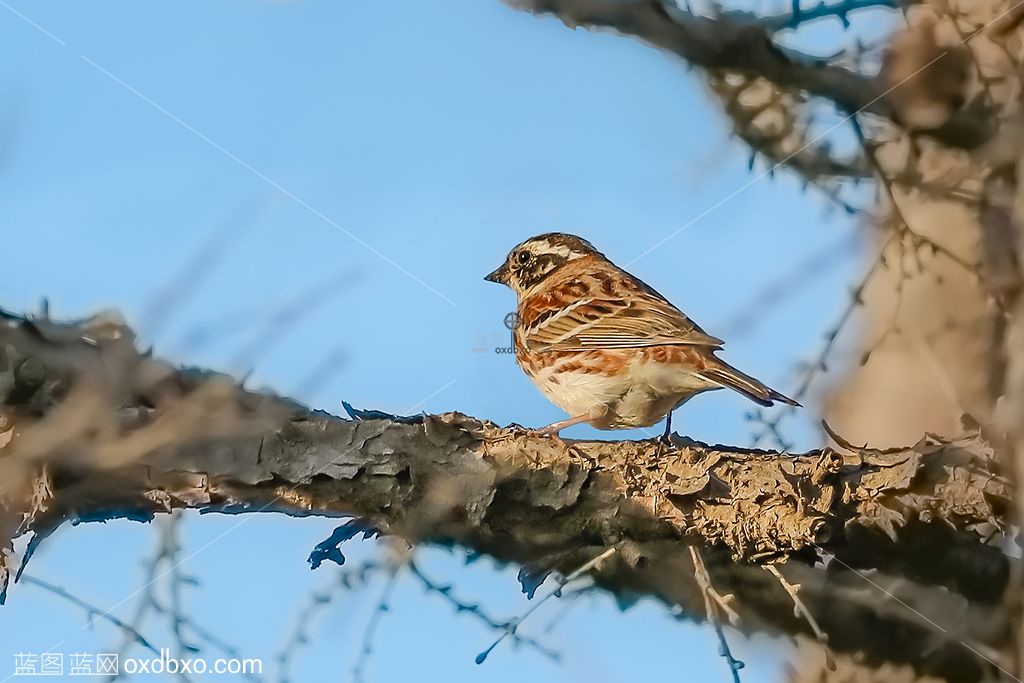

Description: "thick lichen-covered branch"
0 308 1012 680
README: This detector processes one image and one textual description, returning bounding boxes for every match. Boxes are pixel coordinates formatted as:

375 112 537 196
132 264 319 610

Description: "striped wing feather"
522 273 723 351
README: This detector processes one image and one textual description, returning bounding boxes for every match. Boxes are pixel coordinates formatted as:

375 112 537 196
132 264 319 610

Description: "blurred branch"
750 235 894 449
352 562 400 683
507 0 993 149
690 545 744 683
716 230 859 339
406 558 560 662
758 0 903 33
20 575 165 661
475 547 614 664
277 561 383 683
707 71 873 189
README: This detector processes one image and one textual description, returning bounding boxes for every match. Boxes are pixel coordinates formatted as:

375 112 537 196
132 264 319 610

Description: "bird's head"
485 232 601 297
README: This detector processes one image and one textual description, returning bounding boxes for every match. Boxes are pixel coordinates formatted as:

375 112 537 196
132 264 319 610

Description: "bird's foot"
532 417 593 462
537 413 592 437
655 413 675 456
536 424 563 438
532 408 609 460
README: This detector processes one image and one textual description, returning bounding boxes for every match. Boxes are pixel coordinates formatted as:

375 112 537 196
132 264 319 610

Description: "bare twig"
159 517 200 658
352 562 402 683
751 235 894 448
407 559 560 662
717 231 859 339
508 0 992 148
759 0 903 32
103 516 256 682
765 564 829 650
277 561 382 683
851 114 977 274
475 547 617 665
20 575 167 663
689 547 744 683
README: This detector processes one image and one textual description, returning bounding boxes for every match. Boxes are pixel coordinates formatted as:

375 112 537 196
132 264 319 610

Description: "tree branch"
0 308 1011 679
759 0 903 33
506 0 993 148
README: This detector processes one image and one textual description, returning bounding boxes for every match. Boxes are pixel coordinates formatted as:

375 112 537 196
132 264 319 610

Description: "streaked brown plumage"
485 232 798 435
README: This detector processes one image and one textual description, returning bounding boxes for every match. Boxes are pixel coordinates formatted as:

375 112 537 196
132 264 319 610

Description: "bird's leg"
535 413 597 463
537 414 593 437
654 410 675 459
537 404 609 437
534 406 610 465
661 410 673 443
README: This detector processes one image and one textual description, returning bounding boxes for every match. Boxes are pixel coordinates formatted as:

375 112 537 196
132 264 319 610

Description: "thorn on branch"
820 420 861 452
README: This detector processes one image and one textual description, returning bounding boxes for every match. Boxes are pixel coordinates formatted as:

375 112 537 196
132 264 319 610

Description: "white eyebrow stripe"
532 241 573 259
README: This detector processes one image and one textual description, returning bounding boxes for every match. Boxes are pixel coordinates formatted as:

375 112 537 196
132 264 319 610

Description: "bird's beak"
484 263 510 285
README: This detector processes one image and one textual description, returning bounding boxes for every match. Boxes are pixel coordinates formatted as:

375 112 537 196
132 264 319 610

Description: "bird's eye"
516 251 531 265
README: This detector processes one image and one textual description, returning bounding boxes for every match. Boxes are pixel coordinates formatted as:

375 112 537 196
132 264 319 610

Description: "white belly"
532 362 624 412
530 356 719 429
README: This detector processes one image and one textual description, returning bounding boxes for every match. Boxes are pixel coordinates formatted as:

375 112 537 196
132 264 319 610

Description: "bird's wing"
521 273 723 351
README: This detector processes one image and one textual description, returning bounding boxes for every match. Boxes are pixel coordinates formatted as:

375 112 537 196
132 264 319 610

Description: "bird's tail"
701 358 801 408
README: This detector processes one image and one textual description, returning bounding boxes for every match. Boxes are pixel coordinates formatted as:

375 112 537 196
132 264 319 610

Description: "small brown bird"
485 233 799 436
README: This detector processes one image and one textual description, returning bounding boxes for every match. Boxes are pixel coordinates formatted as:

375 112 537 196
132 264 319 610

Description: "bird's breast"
515 342 720 429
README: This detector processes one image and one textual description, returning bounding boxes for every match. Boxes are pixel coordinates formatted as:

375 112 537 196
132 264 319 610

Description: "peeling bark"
0 309 1013 680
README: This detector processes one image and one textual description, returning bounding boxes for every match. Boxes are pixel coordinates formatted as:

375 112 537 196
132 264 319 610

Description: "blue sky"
0 0 876 680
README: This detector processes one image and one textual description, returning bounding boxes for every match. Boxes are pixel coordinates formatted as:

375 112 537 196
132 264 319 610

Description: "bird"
484 232 799 437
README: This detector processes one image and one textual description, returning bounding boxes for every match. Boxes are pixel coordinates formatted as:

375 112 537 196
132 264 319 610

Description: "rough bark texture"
501 3 1024 676
4 4 1023 680
0 309 1013 680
